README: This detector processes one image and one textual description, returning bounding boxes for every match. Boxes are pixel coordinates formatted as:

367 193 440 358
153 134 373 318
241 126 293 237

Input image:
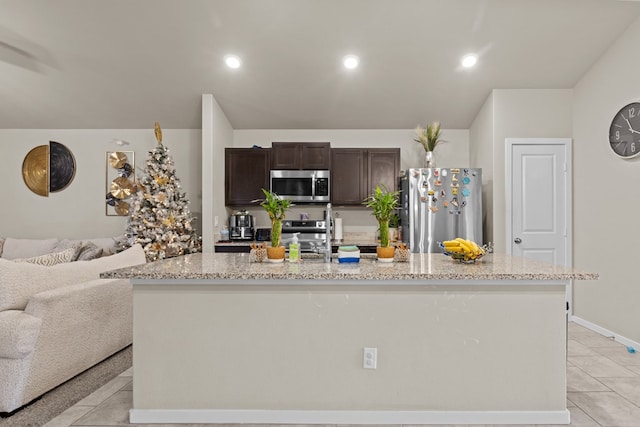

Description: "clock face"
609 102 640 159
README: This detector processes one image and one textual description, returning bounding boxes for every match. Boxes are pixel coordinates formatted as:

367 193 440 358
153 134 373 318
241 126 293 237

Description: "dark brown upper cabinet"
330 149 366 205
225 148 271 206
367 148 401 195
331 148 400 206
271 142 331 170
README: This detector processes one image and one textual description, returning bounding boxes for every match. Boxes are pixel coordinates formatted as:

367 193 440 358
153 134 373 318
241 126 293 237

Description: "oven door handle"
311 172 316 200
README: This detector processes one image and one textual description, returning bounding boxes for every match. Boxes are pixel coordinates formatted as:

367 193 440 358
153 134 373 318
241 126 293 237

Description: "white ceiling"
1 0 640 130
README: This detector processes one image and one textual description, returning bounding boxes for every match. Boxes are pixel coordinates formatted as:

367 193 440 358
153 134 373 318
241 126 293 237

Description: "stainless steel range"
281 220 328 252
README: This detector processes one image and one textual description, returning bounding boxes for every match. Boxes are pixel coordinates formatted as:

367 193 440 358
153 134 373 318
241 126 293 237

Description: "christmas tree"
126 123 201 261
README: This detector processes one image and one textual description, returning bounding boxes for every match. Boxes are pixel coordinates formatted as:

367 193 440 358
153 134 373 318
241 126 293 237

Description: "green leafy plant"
414 121 446 152
259 188 291 247
389 213 400 228
363 185 400 248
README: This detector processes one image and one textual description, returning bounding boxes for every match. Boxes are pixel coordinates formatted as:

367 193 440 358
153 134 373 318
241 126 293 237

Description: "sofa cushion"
14 247 77 266
0 244 146 311
1 238 59 260
0 238 4 257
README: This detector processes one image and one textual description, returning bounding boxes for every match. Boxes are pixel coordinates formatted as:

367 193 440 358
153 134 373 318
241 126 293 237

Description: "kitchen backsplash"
224 205 380 241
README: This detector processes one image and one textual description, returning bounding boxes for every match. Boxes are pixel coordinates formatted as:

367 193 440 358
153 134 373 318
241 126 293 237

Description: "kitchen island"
102 253 597 425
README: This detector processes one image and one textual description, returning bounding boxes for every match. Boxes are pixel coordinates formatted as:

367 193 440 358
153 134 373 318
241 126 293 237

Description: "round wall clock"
609 102 640 159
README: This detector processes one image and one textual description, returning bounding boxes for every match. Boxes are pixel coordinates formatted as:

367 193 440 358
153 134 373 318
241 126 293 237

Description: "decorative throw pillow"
14 247 76 266
82 237 119 255
76 242 103 261
52 240 84 261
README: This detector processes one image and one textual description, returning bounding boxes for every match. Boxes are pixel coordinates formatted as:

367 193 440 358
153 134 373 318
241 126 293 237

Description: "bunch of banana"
442 238 485 261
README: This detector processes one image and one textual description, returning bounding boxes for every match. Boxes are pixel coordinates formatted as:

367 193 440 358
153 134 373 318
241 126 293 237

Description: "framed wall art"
105 151 135 216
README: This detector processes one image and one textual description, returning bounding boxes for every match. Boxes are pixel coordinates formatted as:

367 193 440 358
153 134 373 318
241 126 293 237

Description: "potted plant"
259 188 291 261
414 121 446 168
363 185 400 261
389 212 400 243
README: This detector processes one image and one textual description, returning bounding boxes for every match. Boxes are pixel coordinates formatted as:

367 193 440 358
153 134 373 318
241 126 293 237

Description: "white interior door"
506 138 572 310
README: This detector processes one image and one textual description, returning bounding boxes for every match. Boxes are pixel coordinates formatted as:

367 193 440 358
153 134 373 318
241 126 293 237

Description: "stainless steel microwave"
270 170 330 203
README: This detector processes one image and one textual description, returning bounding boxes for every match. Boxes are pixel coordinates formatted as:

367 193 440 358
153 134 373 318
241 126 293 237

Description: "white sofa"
0 238 146 413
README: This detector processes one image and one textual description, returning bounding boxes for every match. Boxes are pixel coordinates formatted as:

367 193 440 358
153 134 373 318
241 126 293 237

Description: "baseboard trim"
130 408 570 424
571 316 640 350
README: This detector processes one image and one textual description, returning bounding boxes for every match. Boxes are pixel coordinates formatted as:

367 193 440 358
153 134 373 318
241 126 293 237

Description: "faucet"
323 203 332 262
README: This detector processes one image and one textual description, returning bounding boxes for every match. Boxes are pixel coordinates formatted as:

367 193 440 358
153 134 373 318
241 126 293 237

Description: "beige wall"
0 129 201 239
469 93 495 246
202 95 234 250
572 16 640 342
470 89 573 252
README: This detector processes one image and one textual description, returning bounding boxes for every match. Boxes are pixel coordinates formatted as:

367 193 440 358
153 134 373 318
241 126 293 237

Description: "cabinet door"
272 142 331 169
367 148 401 195
271 142 300 169
301 142 331 169
225 148 271 205
331 149 366 205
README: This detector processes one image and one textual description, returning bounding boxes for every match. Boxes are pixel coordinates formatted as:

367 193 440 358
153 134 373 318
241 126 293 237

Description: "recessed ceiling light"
461 54 478 68
224 54 241 69
343 55 359 70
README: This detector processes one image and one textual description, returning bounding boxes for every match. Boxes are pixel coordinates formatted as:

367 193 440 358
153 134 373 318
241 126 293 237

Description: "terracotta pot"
267 246 286 260
376 246 395 259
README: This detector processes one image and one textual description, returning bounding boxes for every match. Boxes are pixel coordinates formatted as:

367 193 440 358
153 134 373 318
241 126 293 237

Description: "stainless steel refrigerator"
400 168 483 253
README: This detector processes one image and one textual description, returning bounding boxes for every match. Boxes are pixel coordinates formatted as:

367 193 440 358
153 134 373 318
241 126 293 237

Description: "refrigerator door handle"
514 237 522 244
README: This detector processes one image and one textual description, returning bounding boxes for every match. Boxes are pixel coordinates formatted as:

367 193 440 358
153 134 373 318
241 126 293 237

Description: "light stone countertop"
100 252 599 282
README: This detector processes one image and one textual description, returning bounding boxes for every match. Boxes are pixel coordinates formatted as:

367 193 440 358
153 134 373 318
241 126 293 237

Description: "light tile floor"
42 322 640 427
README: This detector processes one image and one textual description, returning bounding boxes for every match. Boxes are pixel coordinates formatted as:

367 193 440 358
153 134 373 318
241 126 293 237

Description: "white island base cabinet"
130 281 569 425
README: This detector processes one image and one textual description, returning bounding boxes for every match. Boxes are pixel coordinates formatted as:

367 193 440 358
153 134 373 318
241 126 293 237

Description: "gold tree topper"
154 122 163 145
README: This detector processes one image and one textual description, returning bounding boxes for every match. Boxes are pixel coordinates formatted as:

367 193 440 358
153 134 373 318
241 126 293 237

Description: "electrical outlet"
363 347 377 369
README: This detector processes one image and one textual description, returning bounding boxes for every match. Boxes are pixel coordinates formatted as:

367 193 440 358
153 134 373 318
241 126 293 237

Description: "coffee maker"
229 210 255 241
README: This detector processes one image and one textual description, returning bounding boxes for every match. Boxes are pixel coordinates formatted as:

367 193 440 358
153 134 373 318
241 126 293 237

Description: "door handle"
514 238 522 244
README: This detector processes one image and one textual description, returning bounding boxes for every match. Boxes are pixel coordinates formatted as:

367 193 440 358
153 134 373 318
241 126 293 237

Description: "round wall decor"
22 141 76 197
22 145 49 196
